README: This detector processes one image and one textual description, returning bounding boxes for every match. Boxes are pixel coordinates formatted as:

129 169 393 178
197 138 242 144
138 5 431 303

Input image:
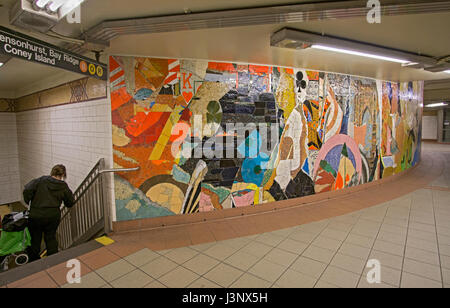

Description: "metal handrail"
100 167 140 174
57 159 139 250
60 166 139 222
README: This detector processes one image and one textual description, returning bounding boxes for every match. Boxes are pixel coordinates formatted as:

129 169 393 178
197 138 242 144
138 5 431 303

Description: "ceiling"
424 78 450 103
107 14 450 81
1 0 450 97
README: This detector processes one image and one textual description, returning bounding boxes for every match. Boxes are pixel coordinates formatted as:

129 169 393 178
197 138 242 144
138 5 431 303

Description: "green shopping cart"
0 212 31 272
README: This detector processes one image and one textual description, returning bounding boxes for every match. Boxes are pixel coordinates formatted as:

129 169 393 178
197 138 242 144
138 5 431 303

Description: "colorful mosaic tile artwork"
109 56 423 221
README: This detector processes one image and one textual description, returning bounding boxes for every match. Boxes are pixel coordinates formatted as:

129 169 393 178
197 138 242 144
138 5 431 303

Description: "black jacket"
23 176 75 216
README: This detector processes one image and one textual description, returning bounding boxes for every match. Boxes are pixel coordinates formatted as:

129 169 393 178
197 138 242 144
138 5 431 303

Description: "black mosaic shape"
268 181 287 201
210 168 223 175
254 101 266 109
235 104 255 114
221 90 239 101
159 85 174 95
222 167 240 181
259 92 275 103
220 160 237 168
220 180 236 188
284 171 315 199
254 108 266 116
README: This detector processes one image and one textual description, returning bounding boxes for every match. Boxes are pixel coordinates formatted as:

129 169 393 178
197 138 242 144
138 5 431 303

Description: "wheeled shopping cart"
0 211 31 272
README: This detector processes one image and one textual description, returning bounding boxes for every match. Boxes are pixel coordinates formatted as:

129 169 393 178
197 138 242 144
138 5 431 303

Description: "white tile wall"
422 115 438 140
16 99 114 208
0 113 21 204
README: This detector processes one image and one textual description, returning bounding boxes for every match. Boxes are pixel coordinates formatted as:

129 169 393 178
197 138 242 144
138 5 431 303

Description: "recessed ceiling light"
0 62 4 67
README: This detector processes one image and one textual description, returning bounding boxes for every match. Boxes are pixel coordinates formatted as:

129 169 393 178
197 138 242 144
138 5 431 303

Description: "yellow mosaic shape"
149 105 184 161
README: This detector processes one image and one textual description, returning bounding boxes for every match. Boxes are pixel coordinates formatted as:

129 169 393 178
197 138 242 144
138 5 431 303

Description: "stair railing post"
69 205 77 250
100 158 112 234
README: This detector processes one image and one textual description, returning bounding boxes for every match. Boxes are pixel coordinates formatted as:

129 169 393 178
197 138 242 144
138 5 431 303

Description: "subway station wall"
16 99 112 194
2 77 113 207
109 56 423 222
0 113 21 204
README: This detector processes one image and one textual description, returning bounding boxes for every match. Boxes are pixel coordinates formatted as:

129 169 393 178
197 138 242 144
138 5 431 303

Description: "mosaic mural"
109 56 423 221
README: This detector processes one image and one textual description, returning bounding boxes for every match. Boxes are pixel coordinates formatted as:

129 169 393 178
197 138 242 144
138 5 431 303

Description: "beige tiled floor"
73 187 449 288
15 182 448 289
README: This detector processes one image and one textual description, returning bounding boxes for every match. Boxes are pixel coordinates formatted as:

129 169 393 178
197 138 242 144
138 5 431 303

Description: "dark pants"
27 215 60 262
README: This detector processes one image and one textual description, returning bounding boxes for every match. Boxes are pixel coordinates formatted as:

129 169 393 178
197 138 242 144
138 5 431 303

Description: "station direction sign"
0 26 107 81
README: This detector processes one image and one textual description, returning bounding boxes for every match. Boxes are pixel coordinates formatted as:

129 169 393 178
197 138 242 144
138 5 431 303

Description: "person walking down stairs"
23 165 75 262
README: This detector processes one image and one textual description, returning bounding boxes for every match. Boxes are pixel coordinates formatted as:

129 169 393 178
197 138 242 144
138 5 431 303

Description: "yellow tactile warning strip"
95 236 115 246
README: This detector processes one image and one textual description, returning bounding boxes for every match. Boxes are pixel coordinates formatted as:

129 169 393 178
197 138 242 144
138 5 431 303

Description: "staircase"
0 159 138 283
56 158 108 250
56 158 138 250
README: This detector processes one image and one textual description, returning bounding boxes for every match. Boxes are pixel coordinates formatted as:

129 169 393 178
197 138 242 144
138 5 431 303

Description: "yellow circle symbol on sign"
97 66 104 77
88 64 96 75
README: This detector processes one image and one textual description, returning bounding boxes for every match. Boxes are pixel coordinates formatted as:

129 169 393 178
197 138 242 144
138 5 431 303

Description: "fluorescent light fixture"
271 28 437 68
0 63 4 68
425 103 448 108
31 0 85 18
59 0 84 18
401 62 420 67
444 70 450 74
35 0 51 8
48 0 65 12
311 44 410 64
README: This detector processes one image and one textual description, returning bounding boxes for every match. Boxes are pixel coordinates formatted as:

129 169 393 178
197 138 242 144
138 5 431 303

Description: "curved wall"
109 56 423 222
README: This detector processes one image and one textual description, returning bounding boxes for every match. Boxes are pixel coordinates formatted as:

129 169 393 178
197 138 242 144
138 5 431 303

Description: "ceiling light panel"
30 0 84 19
271 28 438 68
311 44 409 64
48 0 65 12
35 0 51 8
425 103 448 108
59 0 84 18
